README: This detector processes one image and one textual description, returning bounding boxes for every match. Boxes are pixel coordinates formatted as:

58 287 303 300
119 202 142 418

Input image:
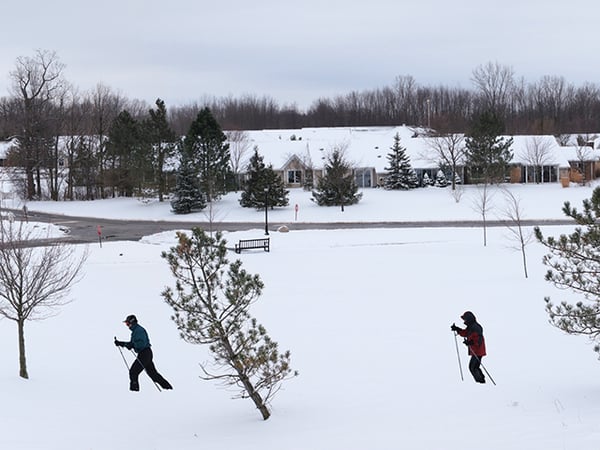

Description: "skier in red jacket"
451 311 486 383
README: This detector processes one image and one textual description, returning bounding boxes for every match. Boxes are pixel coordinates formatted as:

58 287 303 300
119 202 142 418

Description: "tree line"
1 51 599 201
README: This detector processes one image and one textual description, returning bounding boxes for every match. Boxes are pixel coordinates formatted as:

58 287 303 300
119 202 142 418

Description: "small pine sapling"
161 229 297 420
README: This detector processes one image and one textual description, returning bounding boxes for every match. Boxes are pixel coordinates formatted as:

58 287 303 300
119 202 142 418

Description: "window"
287 170 302 184
354 168 372 187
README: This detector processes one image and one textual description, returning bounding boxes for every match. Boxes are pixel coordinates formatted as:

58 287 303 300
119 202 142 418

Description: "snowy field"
1 183 600 450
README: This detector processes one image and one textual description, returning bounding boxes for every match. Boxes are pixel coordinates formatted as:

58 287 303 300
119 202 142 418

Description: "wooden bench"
235 238 270 254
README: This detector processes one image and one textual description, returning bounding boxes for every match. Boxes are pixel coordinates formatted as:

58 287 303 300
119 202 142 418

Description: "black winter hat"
124 314 137 325
461 311 476 324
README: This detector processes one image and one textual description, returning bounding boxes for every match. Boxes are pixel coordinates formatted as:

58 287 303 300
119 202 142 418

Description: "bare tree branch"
0 216 88 378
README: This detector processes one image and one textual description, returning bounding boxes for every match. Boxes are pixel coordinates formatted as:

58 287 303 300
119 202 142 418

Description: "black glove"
451 323 460 332
114 339 124 347
463 339 473 346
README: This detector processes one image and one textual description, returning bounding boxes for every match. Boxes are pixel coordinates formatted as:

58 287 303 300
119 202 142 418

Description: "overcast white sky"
0 0 598 110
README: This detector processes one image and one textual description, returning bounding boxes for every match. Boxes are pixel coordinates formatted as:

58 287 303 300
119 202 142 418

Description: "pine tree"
170 151 205 214
144 99 177 202
465 111 514 183
240 147 288 209
264 165 289 208
421 173 433 187
435 170 449 187
105 110 147 197
535 186 600 356
183 107 232 202
383 133 419 190
312 149 362 211
161 229 297 420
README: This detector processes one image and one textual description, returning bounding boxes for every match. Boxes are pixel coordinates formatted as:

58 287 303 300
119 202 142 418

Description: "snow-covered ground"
2 183 600 450
6 182 599 224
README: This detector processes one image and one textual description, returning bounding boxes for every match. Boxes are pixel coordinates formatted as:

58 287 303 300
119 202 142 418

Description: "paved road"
10 209 575 244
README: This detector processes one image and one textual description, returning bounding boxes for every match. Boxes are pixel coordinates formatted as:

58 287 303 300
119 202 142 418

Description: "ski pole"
472 353 496 386
115 337 130 370
452 330 464 381
128 349 162 392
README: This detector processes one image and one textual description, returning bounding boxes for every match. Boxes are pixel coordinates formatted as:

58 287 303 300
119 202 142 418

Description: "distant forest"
0 53 599 138
170 61 600 136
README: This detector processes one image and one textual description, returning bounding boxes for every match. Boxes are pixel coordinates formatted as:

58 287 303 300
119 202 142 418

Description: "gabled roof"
240 126 434 172
237 126 572 172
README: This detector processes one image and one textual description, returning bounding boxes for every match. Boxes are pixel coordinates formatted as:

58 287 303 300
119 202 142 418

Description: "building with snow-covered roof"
505 135 570 184
236 126 580 188
240 126 443 188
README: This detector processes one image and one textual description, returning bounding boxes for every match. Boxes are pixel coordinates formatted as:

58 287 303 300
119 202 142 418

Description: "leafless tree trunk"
88 83 126 199
472 184 494 246
574 137 595 186
500 188 533 278
0 217 88 378
9 50 67 200
423 133 465 190
471 61 515 117
225 130 251 191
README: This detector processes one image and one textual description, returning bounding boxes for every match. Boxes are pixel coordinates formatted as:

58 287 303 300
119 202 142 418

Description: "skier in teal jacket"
115 315 173 391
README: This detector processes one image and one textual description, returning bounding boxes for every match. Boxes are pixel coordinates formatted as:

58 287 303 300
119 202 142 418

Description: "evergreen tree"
105 110 147 197
161 229 297 420
465 111 514 183
183 107 231 202
312 149 362 211
383 133 419 190
421 173 433 187
240 147 289 209
535 186 600 356
435 169 449 187
144 99 177 202
170 150 205 214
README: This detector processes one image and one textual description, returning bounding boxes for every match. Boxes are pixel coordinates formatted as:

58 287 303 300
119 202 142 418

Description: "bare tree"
555 134 571 146
0 217 88 378
500 188 533 278
472 184 494 246
393 75 418 123
574 135 597 186
9 49 68 200
423 133 465 190
299 143 315 190
225 130 251 191
529 75 572 134
522 136 556 183
471 61 515 116
449 184 465 203
87 83 127 199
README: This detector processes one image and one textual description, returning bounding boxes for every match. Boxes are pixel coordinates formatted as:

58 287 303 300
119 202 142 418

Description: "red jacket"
457 327 486 357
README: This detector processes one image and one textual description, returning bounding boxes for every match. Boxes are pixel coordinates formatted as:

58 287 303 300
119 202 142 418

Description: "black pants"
469 355 485 383
129 347 172 389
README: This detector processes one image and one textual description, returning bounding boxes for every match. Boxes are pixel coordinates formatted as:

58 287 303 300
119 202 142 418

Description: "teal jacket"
126 323 151 353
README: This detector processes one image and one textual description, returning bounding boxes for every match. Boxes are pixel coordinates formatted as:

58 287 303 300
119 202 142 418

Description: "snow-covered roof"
241 126 438 172
507 135 570 169
559 145 600 162
0 138 18 159
237 126 572 172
